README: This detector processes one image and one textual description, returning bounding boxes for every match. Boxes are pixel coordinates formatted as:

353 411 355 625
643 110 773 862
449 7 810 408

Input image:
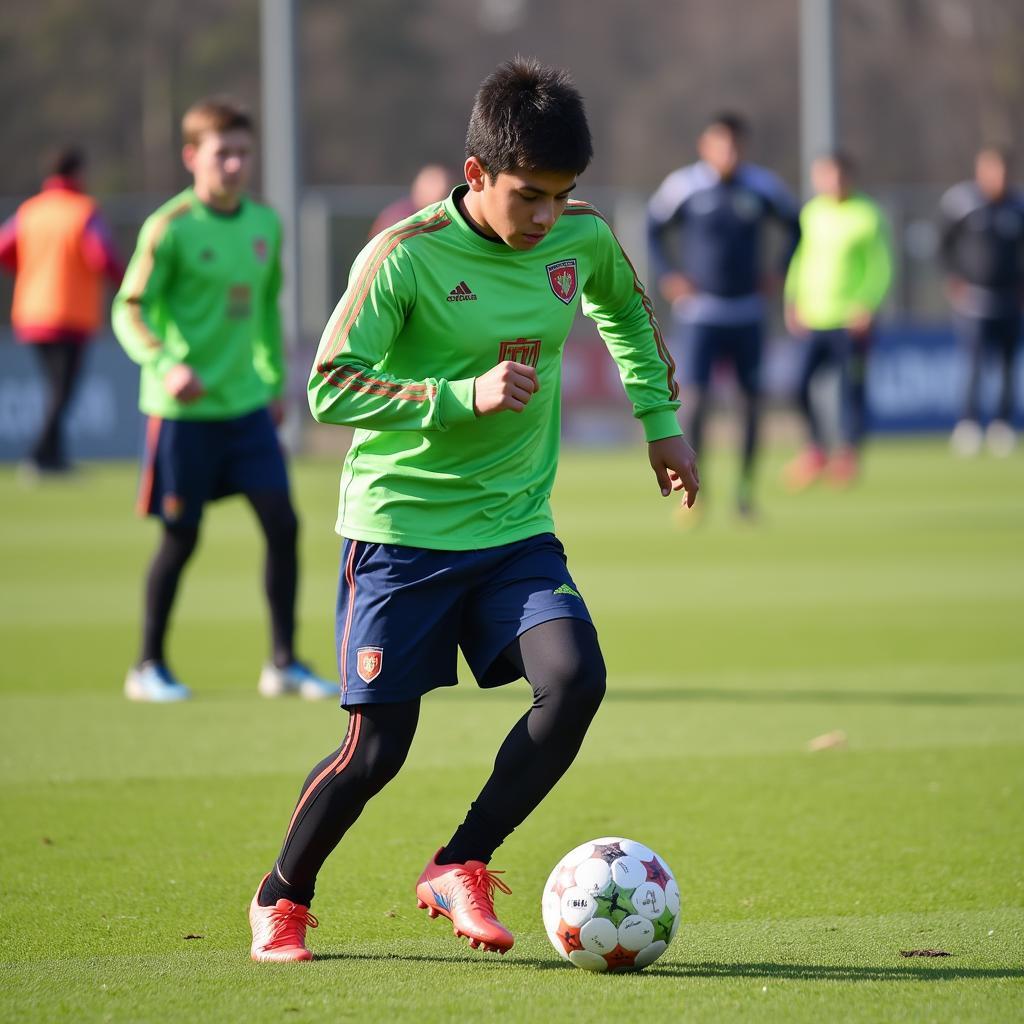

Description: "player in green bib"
783 152 892 489
113 97 335 704
248 59 700 963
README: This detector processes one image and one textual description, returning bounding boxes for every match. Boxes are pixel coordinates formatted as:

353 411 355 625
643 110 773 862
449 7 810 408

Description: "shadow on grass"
648 960 1024 982
608 688 1024 707
195 685 1024 709
312 952 1024 982
433 686 1024 708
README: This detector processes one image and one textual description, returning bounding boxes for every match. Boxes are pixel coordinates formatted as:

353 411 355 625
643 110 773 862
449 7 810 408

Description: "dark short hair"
47 145 85 179
818 149 857 175
704 112 749 139
466 57 593 177
977 144 1012 168
182 96 254 146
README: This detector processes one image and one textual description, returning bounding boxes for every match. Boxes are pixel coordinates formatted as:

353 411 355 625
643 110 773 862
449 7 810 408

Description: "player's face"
465 159 577 251
698 127 742 179
811 158 845 198
976 151 1008 199
183 129 253 209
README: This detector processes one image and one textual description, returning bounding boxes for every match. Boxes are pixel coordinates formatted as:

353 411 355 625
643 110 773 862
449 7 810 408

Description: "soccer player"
0 146 124 476
783 152 892 488
112 97 335 703
247 58 699 963
368 163 454 238
941 146 1024 458
647 113 800 518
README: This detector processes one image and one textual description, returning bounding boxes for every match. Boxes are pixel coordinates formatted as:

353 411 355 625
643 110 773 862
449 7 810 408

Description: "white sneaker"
125 661 192 702
985 420 1016 458
950 419 983 458
258 661 338 701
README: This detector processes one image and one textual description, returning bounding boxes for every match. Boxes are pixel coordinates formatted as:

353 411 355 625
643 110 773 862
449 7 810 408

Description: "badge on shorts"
162 494 184 522
546 259 578 304
356 647 383 683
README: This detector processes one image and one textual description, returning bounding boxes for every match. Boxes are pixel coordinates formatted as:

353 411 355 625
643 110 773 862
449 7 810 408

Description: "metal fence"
0 184 1017 463
0 182 960 336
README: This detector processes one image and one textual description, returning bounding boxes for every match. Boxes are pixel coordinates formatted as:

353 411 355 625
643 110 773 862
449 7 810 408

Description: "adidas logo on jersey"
446 281 478 302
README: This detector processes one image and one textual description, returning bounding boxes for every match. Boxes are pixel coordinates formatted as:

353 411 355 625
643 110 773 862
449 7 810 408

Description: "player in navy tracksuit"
940 145 1024 458
648 113 800 516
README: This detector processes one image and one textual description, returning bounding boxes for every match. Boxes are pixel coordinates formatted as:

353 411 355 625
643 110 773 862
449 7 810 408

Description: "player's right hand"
164 364 206 403
659 272 696 305
473 361 539 416
784 304 807 338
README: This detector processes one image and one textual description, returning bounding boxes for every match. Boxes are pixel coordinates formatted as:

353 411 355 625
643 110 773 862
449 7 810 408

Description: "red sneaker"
784 446 828 492
827 447 859 488
249 874 318 962
415 848 514 954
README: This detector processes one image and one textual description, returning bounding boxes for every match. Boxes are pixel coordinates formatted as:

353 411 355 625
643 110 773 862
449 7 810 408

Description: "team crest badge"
356 647 383 683
162 494 184 522
498 338 542 367
253 237 268 261
546 259 578 304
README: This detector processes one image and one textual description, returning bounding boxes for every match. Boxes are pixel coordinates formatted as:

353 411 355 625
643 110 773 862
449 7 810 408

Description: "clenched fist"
164 364 205 403
473 361 540 416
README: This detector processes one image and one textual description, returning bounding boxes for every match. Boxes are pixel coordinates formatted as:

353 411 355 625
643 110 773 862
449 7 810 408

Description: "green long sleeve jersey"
784 192 892 330
309 187 681 550
112 188 285 420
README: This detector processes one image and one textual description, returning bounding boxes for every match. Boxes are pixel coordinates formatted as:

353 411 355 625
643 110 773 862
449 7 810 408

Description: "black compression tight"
140 523 199 666
261 617 605 908
246 490 299 667
139 491 298 668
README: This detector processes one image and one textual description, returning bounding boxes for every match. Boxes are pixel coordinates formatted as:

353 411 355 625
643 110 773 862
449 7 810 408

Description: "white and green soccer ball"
542 837 680 972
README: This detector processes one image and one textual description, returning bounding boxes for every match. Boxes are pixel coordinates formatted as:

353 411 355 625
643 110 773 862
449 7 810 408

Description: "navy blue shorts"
136 407 289 526
680 321 763 394
335 533 593 706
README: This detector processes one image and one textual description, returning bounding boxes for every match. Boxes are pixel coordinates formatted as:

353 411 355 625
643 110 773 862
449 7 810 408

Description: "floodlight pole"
799 0 837 198
260 0 303 447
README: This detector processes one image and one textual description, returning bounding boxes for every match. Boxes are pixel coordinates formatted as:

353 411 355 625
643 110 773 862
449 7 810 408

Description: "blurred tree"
0 0 1021 197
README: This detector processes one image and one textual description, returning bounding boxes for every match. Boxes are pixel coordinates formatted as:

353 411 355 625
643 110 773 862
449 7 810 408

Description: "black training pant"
30 340 87 468
264 617 605 907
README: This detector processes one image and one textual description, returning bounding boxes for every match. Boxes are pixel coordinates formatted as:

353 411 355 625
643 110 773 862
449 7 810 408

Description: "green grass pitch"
1 440 1021 1022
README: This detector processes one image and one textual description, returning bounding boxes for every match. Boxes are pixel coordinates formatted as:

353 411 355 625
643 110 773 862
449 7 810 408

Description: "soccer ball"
542 836 680 972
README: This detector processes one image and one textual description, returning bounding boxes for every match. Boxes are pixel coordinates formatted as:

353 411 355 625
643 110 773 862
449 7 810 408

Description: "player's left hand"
269 399 286 426
847 308 874 339
648 435 700 508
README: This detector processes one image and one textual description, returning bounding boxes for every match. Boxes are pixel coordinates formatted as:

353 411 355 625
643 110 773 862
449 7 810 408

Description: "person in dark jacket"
940 146 1024 457
648 113 800 517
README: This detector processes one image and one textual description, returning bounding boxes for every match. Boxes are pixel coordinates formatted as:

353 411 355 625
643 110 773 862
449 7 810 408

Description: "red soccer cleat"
827 446 860 488
784 446 828 492
415 848 515 954
249 874 318 962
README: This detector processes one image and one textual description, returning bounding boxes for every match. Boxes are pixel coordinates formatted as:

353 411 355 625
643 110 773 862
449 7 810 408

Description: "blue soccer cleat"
258 661 338 701
124 661 192 702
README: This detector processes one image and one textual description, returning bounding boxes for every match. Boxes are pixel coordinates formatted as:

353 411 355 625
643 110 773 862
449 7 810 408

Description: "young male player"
247 58 699 963
783 152 892 488
647 113 800 518
112 97 335 703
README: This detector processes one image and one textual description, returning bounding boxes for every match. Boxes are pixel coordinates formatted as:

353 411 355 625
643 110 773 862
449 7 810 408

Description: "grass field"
1 440 1022 1022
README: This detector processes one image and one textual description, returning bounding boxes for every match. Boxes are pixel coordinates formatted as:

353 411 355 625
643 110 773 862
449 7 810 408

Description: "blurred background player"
367 163 454 238
783 152 892 489
647 112 800 518
940 145 1024 458
0 145 123 476
112 97 335 703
